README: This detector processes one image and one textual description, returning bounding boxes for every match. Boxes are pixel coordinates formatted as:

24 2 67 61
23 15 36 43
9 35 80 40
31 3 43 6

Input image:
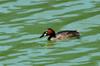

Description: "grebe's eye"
44 31 48 36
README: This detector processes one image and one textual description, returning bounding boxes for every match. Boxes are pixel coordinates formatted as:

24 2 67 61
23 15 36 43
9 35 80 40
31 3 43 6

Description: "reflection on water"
0 0 100 66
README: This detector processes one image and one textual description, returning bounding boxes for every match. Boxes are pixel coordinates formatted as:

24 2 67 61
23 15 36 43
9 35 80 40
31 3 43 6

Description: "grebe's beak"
40 31 48 38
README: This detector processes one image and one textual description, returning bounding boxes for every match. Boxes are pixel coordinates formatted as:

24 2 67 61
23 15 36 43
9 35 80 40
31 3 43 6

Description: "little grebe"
40 28 80 41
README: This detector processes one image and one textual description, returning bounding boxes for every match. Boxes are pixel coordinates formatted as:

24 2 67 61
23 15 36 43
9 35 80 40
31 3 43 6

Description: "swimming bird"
40 28 80 41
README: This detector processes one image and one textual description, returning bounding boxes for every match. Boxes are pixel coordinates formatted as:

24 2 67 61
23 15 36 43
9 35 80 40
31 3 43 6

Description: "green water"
0 0 100 66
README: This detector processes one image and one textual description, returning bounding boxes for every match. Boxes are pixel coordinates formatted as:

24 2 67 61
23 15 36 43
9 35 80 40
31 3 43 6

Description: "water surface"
0 0 100 66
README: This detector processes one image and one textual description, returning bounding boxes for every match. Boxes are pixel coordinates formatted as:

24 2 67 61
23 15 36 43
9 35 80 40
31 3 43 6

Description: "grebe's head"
40 28 56 40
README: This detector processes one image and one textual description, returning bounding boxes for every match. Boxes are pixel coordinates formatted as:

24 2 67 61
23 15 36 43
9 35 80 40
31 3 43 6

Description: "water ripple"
0 0 99 66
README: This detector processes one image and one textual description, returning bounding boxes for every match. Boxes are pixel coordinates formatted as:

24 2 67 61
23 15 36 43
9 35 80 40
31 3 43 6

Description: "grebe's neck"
48 35 56 41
